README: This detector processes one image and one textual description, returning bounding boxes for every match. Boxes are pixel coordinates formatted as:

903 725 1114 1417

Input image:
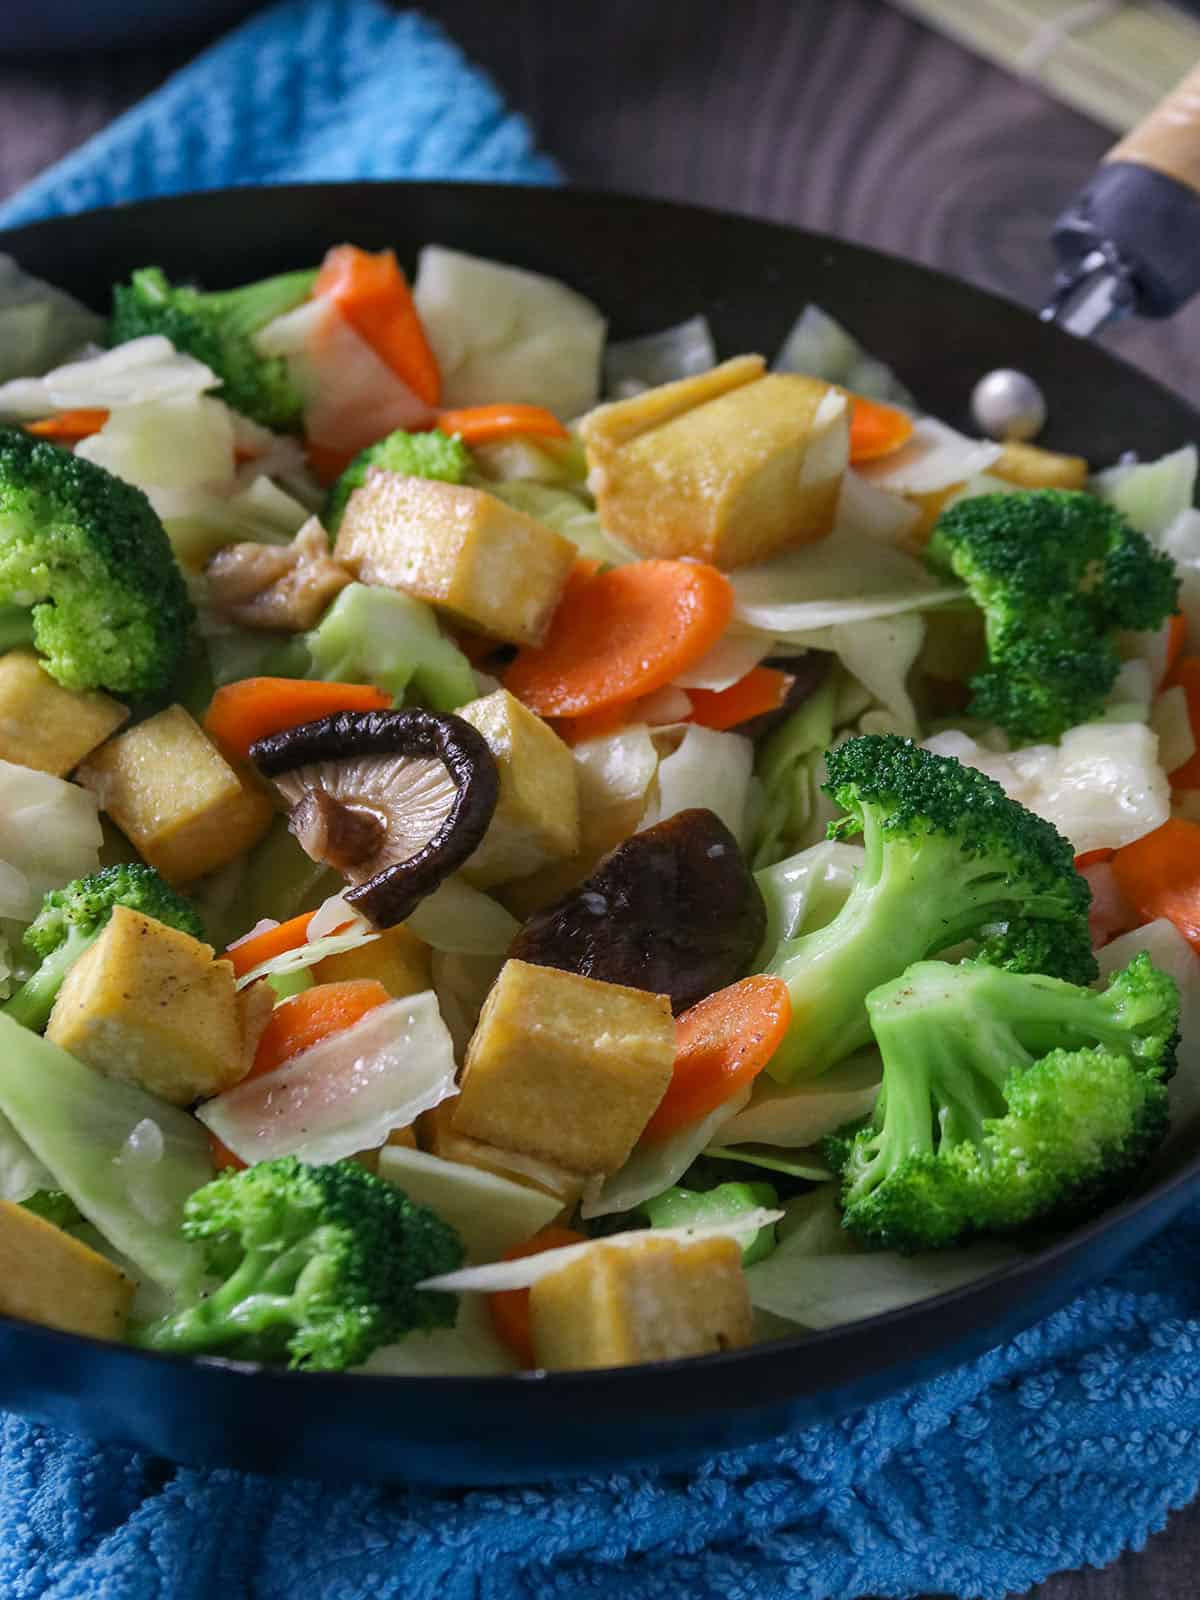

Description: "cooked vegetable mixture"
0 242 1197 1376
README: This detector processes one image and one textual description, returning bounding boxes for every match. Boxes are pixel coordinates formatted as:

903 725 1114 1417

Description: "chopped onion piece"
197 993 457 1166
604 316 717 395
857 417 1000 496
418 1208 784 1292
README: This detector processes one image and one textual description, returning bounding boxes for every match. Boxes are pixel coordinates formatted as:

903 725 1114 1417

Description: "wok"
0 183 1197 1485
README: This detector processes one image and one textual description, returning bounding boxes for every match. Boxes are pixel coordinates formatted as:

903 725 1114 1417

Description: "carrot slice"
1073 848 1115 873
686 666 793 731
641 975 792 1144
204 677 392 764
488 1225 587 1368
226 911 318 979
1162 613 1188 688
1163 655 1200 788
437 404 568 448
25 408 109 444
505 559 735 719
847 395 913 463
306 440 355 484
209 978 390 1169
1111 818 1200 951
314 244 441 406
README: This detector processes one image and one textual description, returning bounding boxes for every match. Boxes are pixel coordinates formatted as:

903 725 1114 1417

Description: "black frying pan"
1 183 1197 1485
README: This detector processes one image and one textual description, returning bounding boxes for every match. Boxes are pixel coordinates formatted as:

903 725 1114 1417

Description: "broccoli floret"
20 1189 83 1229
826 953 1179 1251
764 735 1096 1081
0 428 194 700
109 266 317 431
926 489 1179 743
132 1157 464 1370
325 428 472 534
3 864 204 1033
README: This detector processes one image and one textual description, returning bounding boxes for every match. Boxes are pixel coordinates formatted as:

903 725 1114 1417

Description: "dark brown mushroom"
250 709 499 927
509 807 765 1013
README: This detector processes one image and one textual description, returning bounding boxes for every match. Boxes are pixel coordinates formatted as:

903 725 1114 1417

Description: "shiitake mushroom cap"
250 709 499 927
509 807 766 1012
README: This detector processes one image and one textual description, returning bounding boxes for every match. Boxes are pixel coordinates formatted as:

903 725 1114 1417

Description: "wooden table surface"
2 2 1199 1594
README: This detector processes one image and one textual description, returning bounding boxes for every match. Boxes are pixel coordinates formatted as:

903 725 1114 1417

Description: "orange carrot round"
488 1225 587 1368
204 677 393 764
1073 848 1115 873
314 244 441 406
25 408 110 444
641 975 792 1143
1162 613 1188 688
505 559 735 719
437 403 568 447
209 979 390 1170
848 395 913 463
1111 818 1200 951
226 911 319 978
686 666 793 731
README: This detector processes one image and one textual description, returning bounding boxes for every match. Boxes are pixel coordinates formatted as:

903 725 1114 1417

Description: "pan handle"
1105 61 1200 198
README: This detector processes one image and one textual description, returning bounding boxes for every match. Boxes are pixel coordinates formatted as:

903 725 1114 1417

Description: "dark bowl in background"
0 0 258 53
0 182 1198 1486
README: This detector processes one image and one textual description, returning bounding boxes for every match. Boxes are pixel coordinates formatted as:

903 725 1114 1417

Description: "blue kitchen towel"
3 2 1200 1596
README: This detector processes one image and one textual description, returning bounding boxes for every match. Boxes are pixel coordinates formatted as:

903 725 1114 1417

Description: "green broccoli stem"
203 269 319 337
2 927 95 1032
0 607 35 653
133 1243 306 1355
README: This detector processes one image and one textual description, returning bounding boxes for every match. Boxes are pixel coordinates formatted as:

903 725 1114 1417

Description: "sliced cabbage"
485 480 634 565
155 474 311 571
604 316 717 395
745 1186 1019 1330
1093 445 1197 539
730 524 961 635
431 948 504 1058
923 721 1170 854
255 297 432 455
357 1295 517 1376
836 469 921 547
804 614 928 738
413 245 605 419
718 1049 882 1147
470 430 588 488
773 305 914 406
645 1180 780 1264
674 633 770 692
233 921 380 991
641 724 753 844
1098 920 1200 1149
76 396 236 494
405 876 520 956
1151 685 1195 776
705 1144 831 1182
0 1015 210 1293
751 675 838 870
419 1208 784 1293
755 835 864 953
857 417 1001 496
0 255 103 381
0 336 218 421
580 1084 753 1220
0 762 102 921
377 1144 560 1262
1103 658 1155 722
1162 509 1200 650
197 993 458 1166
0 1107 55 1202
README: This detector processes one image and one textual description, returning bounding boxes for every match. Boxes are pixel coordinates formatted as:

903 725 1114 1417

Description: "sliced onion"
197 993 457 1165
604 316 717 396
418 1207 784 1292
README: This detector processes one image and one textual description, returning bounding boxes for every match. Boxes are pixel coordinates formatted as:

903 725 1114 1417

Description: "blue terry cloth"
0 0 558 231
2 3 1200 1595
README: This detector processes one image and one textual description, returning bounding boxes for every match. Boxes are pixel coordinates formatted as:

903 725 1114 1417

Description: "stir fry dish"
0 242 1198 1376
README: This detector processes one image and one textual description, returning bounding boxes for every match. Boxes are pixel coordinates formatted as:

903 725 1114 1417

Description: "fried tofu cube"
529 1234 753 1370
0 1200 135 1341
334 472 576 647
993 441 1089 491
579 356 849 568
46 906 260 1104
78 705 274 885
0 650 127 777
311 922 432 997
455 960 674 1175
419 1099 585 1210
457 689 580 887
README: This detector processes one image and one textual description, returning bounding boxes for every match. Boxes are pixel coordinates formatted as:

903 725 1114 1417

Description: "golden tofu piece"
419 1100 585 1210
0 1200 134 1341
457 690 580 887
334 472 576 647
455 960 674 1175
0 651 127 777
529 1234 752 1370
46 906 257 1105
78 705 274 885
311 922 432 997
993 441 1089 491
386 1123 419 1150
579 356 849 568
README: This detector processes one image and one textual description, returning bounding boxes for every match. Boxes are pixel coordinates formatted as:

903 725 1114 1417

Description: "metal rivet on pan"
970 369 1048 442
